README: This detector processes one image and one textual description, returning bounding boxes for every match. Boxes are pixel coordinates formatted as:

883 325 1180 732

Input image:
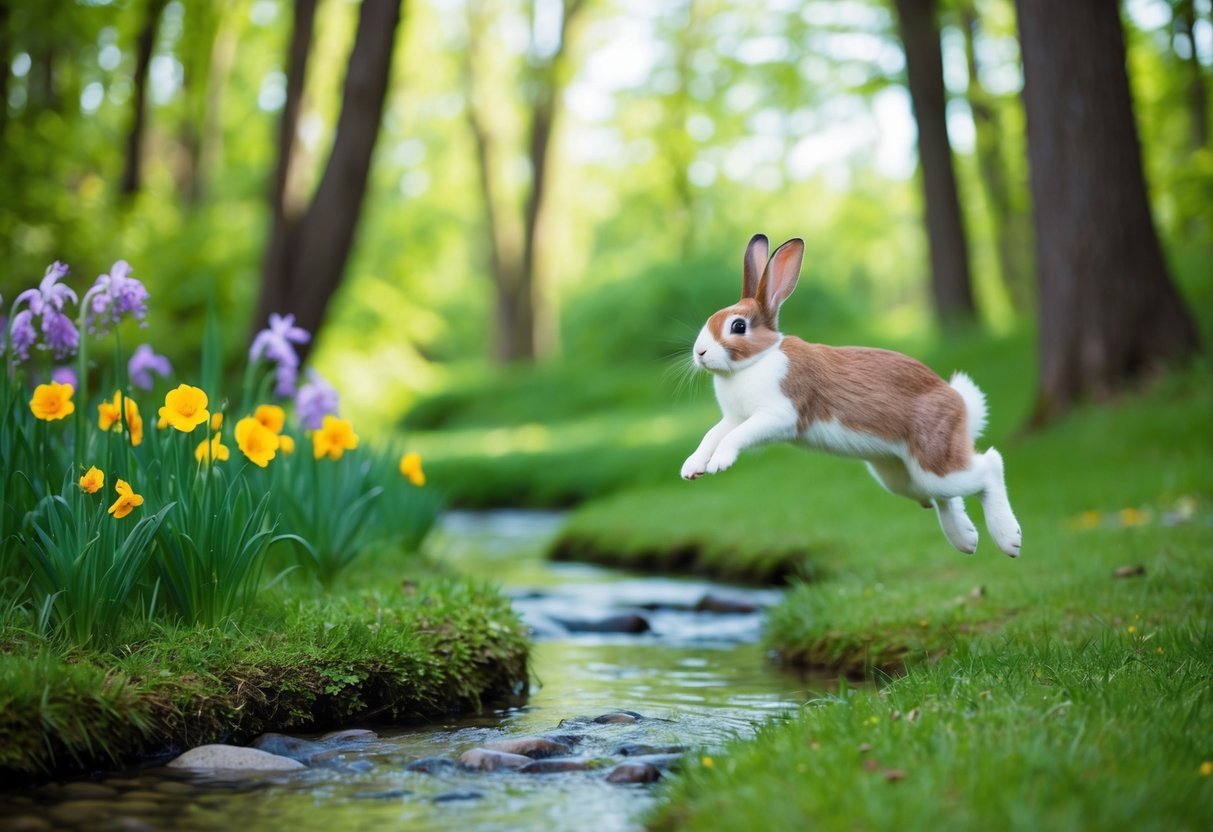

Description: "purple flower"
8 310 37 361
51 365 78 388
295 369 339 430
15 262 77 317
274 362 298 398
41 310 79 359
84 260 150 333
128 343 172 390
250 313 311 369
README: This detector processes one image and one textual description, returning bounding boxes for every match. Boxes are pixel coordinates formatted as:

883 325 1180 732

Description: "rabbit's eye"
730 319 747 335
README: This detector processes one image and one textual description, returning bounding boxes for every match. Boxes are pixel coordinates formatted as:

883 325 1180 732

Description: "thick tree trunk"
120 0 169 197
959 2 1030 313
253 0 404 364
1016 0 1201 425
893 0 976 327
258 0 318 328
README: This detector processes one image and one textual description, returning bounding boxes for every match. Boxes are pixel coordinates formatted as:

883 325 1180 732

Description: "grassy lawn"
0 564 528 781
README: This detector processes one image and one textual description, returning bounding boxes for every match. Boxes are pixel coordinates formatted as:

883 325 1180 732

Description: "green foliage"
20 479 172 647
271 448 441 588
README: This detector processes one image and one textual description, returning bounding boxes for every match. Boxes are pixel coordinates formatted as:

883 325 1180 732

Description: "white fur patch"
949 371 987 441
798 418 904 460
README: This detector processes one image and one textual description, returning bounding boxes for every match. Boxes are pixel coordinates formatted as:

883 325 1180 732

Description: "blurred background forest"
1 0 1209 434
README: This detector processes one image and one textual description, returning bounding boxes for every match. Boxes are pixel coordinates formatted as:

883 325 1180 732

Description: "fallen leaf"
1112 565 1145 579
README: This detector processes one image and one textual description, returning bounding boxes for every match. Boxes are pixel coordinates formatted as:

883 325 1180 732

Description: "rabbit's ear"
742 234 769 300
758 238 804 318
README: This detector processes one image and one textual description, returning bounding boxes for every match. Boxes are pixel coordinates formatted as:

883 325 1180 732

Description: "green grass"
0 570 528 781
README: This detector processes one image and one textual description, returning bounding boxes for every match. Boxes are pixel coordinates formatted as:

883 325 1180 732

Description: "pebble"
351 788 412 800
485 737 572 759
319 728 378 743
152 780 195 795
251 733 326 764
166 744 306 771
406 756 459 773
605 762 662 784
458 748 533 771
57 781 119 799
518 758 593 774
553 614 651 634
432 791 484 803
614 743 685 756
694 594 759 614
593 711 642 724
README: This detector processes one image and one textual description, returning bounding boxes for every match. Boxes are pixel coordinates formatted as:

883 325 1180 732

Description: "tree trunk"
1016 0 1201 425
1175 0 1209 151
464 0 586 363
120 0 169 197
253 0 404 364
0 1 10 133
893 0 976 327
959 1 1031 313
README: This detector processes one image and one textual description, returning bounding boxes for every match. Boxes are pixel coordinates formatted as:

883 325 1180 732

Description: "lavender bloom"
51 366 78 388
8 310 37 361
15 262 77 317
128 343 173 390
84 260 150 332
295 369 339 430
41 310 80 359
274 362 298 398
250 313 311 369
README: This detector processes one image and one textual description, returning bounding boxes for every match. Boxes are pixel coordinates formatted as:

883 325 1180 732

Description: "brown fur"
707 299 780 363
778 337 972 475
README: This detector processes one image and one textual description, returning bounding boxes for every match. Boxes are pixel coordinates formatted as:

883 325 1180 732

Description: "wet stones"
518 758 593 774
250 733 327 764
552 614 652 634
613 743 685 757
457 748 533 771
166 744 306 772
693 593 760 614
484 737 572 758
406 756 459 773
605 762 662 784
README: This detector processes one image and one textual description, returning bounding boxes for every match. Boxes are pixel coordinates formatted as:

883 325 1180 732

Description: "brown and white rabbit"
681 234 1021 557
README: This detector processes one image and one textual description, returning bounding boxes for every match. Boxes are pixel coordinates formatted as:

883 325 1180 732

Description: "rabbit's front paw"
706 446 738 474
681 454 708 480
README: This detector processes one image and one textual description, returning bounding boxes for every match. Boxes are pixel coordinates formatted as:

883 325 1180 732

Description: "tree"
1174 0 1209 151
253 0 405 363
1015 0 1201 424
892 0 976 327
464 0 589 363
120 0 169 197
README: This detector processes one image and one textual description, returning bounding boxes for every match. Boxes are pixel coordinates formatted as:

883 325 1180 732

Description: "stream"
1 511 821 832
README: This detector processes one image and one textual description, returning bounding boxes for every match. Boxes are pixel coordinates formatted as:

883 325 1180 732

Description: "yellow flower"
701 756 714 768
1071 510 1101 530
254 404 286 434
98 392 143 446
158 384 210 432
235 416 279 468
29 382 75 421
1126 625 1137 634
79 466 104 494
1201 761 1213 777
1118 507 1148 528
195 434 231 464
211 412 224 431
157 413 169 429
108 479 144 519
399 451 426 486
278 434 296 455
312 415 358 460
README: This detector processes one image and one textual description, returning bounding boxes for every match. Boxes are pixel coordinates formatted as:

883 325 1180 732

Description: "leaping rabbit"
681 234 1022 557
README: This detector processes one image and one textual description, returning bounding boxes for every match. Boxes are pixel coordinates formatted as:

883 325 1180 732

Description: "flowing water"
2 511 822 832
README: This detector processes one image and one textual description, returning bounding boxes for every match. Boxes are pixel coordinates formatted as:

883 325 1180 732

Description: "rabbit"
680 234 1022 557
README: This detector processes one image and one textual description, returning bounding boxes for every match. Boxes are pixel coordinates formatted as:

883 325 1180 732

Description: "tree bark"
893 0 976 327
120 0 169 197
1175 0 1209 151
253 0 404 364
959 1 1030 313
1016 0 1201 425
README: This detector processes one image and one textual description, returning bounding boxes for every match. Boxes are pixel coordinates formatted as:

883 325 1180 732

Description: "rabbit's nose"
696 348 707 356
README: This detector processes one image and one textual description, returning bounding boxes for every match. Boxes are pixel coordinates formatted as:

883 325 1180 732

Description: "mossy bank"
0 577 528 782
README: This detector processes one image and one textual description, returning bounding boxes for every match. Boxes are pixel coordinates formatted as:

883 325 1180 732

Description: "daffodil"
278 434 296 455
108 479 144 519
254 404 286 434
312 415 358 460
79 466 104 494
235 416 279 468
399 451 425 486
158 384 210 432
98 391 143 446
211 412 224 431
195 435 231 464
29 382 75 421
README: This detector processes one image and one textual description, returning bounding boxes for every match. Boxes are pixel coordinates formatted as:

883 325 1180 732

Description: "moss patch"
0 578 528 781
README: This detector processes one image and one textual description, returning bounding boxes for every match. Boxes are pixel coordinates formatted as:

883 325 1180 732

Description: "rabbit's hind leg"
934 496 979 554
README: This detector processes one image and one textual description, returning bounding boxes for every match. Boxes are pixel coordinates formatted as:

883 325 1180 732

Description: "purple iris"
128 343 173 390
41 310 80 359
6 263 79 362
8 310 37 361
250 313 311 398
84 260 150 333
16 262 77 317
295 369 339 430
